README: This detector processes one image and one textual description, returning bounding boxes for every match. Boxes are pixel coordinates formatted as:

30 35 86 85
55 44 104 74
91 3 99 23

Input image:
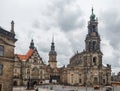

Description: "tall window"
14 69 17 73
0 64 3 75
79 79 82 83
103 79 105 84
94 77 98 84
88 42 91 51
93 41 96 51
93 57 97 65
27 69 30 74
0 46 3 56
0 84 2 91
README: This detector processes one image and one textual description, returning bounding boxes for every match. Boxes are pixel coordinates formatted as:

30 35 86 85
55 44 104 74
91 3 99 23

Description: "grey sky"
0 0 120 74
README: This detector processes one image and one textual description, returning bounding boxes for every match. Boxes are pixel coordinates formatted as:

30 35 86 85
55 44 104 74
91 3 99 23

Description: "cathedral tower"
48 36 57 69
85 8 103 67
84 8 103 85
85 8 101 53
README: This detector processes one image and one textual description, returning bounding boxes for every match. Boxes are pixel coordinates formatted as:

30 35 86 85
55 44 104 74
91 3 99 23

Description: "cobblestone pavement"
13 85 120 91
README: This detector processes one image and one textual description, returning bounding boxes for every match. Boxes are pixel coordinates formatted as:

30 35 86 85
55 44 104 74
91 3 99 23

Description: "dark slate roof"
0 27 16 41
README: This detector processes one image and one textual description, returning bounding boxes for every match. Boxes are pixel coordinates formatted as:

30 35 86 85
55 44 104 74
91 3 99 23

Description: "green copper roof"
90 8 95 20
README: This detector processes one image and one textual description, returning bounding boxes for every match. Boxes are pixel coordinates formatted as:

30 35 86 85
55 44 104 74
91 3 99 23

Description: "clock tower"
48 36 57 69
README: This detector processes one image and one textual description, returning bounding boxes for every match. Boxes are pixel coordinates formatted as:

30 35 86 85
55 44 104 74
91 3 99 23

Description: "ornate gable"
28 49 44 65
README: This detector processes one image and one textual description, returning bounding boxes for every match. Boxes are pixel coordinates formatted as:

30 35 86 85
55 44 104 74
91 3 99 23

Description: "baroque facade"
13 8 111 87
0 21 17 91
61 8 111 86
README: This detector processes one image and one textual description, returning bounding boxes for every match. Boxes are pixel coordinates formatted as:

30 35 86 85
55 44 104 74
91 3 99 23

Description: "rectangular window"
103 79 105 83
79 79 81 83
0 46 3 56
0 64 3 75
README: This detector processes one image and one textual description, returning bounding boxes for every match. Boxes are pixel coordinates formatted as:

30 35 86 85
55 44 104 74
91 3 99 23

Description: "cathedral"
0 8 111 90
61 8 111 86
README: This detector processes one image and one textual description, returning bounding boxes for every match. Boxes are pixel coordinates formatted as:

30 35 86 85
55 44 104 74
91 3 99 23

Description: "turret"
29 39 35 50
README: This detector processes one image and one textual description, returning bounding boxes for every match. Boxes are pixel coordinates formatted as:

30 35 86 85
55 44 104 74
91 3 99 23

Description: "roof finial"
52 33 54 43
11 20 15 34
92 7 94 14
29 39 35 49
90 7 95 20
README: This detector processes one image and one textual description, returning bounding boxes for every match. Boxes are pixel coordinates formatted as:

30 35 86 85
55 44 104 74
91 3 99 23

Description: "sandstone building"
13 8 111 87
61 8 111 86
0 21 17 91
13 38 60 86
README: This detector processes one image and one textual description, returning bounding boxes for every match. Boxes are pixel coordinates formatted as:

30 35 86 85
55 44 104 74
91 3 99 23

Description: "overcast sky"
0 0 120 74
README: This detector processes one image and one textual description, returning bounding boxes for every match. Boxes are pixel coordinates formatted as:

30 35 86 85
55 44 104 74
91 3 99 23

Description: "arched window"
93 41 96 51
93 57 97 65
88 42 91 51
0 46 3 56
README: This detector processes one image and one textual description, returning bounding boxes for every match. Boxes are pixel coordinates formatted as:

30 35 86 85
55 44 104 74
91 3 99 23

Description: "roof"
16 49 34 61
0 27 15 39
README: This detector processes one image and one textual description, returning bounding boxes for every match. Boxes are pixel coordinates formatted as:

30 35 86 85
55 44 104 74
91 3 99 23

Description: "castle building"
0 21 17 91
61 8 111 86
13 38 60 86
14 39 46 85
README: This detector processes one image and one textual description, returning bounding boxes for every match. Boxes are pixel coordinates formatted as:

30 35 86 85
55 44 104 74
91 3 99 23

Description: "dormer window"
0 46 3 56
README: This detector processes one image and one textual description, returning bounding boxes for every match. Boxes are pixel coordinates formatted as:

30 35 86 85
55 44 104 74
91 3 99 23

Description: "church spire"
51 34 55 51
49 36 57 55
29 39 35 49
48 36 57 68
52 34 54 43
